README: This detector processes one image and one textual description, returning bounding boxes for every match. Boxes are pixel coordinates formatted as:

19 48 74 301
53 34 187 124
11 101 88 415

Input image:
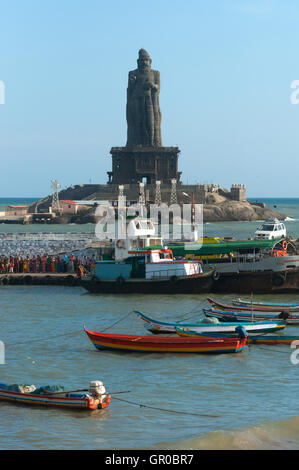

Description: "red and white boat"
84 327 247 354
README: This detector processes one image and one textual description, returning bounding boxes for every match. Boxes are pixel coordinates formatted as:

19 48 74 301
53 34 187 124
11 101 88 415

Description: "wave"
285 217 296 221
163 416 299 450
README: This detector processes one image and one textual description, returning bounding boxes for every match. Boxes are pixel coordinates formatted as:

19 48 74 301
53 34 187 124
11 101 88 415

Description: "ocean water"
1 288 299 450
0 197 299 450
0 197 39 211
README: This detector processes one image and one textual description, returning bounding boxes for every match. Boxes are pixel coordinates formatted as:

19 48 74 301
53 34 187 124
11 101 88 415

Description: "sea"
1 197 299 451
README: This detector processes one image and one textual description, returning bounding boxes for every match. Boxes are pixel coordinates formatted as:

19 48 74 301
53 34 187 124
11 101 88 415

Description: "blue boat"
203 307 299 325
233 299 299 308
175 327 299 345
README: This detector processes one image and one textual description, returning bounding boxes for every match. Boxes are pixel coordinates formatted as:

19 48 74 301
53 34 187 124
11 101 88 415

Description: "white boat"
136 310 286 335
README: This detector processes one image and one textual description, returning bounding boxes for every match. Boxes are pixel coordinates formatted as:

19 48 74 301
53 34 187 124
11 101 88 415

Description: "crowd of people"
0 253 98 277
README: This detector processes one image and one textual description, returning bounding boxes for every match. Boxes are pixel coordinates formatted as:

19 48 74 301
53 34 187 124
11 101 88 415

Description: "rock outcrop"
202 193 285 222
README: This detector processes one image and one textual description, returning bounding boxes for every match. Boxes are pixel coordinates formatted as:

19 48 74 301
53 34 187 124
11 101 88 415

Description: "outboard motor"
89 381 107 402
235 325 248 340
278 311 290 320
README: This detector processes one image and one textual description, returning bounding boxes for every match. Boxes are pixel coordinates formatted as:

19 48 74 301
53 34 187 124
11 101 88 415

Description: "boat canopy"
167 239 283 256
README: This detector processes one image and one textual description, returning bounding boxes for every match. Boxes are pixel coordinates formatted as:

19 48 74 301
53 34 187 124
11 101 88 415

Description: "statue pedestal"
108 146 181 185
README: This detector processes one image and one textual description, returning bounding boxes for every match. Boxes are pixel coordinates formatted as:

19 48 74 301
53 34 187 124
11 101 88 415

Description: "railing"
147 266 199 279
148 268 184 279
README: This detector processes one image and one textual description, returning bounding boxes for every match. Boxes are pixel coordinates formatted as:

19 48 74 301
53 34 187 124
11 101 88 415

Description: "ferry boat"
169 238 299 293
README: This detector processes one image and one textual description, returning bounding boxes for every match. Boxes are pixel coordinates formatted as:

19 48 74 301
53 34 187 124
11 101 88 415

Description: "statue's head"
137 49 152 72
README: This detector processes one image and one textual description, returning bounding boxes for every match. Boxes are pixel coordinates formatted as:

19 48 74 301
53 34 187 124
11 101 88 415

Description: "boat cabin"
94 248 202 280
114 216 162 260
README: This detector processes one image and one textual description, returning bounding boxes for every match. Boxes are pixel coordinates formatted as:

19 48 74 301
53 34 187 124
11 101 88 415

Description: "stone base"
108 146 181 185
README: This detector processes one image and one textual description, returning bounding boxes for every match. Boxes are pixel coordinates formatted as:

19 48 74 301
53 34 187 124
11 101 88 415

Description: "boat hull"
0 388 111 410
80 272 214 294
136 311 285 335
206 297 299 324
210 269 299 294
207 297 299 312
175 328 299 345
204 308 299 325
84 328 246 354
232 299 299 309
247 336 299 345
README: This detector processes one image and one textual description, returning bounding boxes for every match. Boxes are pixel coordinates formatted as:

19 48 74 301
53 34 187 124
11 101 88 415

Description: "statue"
108 48 181 185
126 49 162 147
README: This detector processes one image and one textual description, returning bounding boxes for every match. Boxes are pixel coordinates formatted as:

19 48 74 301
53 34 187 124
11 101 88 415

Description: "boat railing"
148 268 192 279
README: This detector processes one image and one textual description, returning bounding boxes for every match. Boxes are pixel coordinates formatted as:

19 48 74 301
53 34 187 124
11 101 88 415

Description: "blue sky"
1 0 299 198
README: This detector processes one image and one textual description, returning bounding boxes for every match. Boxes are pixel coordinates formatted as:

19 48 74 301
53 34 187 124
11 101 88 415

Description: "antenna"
118 185 125 207
139 182 145 205
51 180 61 213
169 179 177 205
155 181 162 205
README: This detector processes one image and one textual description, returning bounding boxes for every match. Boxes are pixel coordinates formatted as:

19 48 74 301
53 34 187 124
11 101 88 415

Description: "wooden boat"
210 269 299 294
247 335 299 345
175 327 299 345
84 327 247 354
232 299 299 309
203 307 299 325
0 381 111 410
135 310 286 335
207 297 299 313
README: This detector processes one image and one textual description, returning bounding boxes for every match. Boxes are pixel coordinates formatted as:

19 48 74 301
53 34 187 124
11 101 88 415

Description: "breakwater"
0 273 79 286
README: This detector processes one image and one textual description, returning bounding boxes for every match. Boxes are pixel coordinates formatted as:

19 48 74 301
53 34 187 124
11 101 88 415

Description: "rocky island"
25 182 286 225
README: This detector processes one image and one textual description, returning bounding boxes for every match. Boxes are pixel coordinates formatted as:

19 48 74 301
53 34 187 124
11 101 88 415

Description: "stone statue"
126 49 162 147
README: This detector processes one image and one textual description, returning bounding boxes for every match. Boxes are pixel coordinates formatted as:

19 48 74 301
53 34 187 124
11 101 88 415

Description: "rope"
176 311 202 323
248 344 294 355
176 306 203 323
6 329 81 348
112 395 220 418
100 310 135 332
4 310 135 349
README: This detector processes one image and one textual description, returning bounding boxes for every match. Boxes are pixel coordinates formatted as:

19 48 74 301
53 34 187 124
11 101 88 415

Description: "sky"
1 0 299 198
